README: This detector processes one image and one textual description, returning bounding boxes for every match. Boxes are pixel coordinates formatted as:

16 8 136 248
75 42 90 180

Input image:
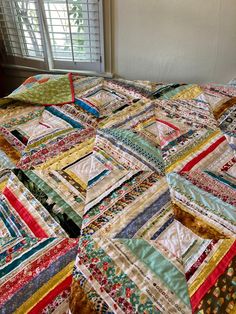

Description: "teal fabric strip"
0 238 55 277
121 239 191 307
167 173 236 223
88 169 110 187
103 128 164 173
45 106 84 129
106 128 163 159
160 84 193 99
0 199 24 237
204 171 236 189
0 207 17 237
75 98 100 118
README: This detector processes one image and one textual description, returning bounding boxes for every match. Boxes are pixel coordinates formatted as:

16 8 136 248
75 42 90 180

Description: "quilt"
0 73 235 314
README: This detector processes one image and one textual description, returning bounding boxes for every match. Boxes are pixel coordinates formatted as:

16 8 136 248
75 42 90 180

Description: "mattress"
0 73 235 314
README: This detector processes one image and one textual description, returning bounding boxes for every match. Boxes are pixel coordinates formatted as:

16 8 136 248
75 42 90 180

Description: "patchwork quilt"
0 73 235 314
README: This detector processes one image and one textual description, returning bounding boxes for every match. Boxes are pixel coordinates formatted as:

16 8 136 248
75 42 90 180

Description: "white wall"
112 0 236 83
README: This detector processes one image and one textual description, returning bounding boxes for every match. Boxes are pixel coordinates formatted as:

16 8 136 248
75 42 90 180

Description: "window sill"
2 63 113 78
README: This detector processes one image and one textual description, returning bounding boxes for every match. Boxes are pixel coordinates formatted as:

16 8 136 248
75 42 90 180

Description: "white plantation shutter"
43 0 104 71
0 0 47 68
0 0 104 72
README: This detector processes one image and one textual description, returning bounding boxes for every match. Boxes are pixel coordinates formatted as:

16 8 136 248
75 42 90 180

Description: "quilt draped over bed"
0 73 235 314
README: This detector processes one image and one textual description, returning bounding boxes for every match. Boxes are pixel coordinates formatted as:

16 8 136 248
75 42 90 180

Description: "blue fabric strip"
88 169 110 187
46 106 84 129
151 216 174 240
2 244 78 312
115 190 170 238
75 98 100 118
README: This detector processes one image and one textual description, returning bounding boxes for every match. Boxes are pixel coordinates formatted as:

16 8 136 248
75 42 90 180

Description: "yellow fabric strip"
214 97 236 120
65 169 87 189
0 136 21 163
166 129 221 173
135 117 156 131
173 200 226 238
14 261 74 314
171 85 203 100
0 179 8 192
36 139 94 170
189 240 234 296
25 128 73 150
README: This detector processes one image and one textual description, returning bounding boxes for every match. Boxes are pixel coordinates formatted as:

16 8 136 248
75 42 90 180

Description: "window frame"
0 0 106 74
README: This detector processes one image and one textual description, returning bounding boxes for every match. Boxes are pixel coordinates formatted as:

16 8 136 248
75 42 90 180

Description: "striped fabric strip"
3 187 48 237
190 241 236 311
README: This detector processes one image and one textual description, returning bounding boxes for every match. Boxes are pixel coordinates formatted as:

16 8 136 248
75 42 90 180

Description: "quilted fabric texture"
0 74 235 314
6 73 74 105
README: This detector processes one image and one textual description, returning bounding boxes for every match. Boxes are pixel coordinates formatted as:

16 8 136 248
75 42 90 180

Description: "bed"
0 73 235 314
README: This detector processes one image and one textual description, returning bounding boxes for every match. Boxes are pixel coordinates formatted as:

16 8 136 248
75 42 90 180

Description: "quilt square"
0 102 44 156
70 236 192 314
167 171 236 238
82 170 174 240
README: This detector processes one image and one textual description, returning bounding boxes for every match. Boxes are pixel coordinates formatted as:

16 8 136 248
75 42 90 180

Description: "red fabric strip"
28 274 72 314
69 72 75 103
181 136 225 172
185 240 217 281
3 187 48 238
0 239 78 306
190 241 236 312
156 118 180 131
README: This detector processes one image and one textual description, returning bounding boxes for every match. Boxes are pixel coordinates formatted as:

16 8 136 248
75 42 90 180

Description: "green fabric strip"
25 171 82 227
121 239 191 307
25 128 74 150
168 173 236 223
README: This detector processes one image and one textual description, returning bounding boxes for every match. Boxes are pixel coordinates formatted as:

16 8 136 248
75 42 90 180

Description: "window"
0 0 104 73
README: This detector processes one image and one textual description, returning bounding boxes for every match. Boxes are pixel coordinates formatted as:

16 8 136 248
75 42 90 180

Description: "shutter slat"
0 0 45 60
0 0 104 72
43 0 101 63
